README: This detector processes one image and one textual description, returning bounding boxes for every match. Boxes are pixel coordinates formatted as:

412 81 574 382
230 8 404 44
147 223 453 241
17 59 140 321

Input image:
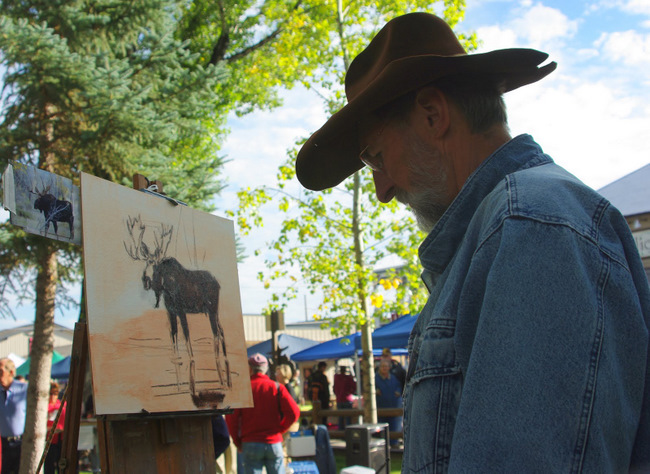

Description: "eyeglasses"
359 120 388 173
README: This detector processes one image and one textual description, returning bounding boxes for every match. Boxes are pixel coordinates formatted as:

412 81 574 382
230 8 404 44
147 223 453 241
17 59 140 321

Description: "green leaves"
232 0 473 336
0 0 230 311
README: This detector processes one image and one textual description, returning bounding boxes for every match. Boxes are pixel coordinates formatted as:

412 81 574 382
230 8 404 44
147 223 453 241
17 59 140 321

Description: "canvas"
1 163 81 245
81 172 252 415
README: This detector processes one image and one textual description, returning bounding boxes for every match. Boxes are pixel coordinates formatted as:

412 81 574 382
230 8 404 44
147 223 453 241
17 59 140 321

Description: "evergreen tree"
0 2 227 471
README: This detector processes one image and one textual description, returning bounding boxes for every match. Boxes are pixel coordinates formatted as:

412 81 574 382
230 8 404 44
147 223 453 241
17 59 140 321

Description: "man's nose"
372 171 396 203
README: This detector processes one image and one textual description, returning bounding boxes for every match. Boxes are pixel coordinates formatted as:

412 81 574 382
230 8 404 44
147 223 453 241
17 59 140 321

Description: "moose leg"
168 312 183 392
179 313 197 397
52 220 59 237
208 312 231 388
69 216 74 240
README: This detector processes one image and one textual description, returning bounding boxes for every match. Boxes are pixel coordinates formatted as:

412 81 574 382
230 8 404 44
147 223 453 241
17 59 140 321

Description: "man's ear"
413 85 450 138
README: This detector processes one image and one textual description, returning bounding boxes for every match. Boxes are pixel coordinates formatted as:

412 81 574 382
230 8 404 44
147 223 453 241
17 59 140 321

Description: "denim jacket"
402 135 650 473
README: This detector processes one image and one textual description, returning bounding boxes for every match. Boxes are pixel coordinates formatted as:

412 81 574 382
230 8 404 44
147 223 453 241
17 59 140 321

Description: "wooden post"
133 173 164 194
59 322 89 473
270 310 279 363
311 400 322 425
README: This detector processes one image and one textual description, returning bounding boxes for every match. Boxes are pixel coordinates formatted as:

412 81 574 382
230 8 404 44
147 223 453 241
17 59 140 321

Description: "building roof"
0 323 73 342
242 314 335 345
598 163 650 217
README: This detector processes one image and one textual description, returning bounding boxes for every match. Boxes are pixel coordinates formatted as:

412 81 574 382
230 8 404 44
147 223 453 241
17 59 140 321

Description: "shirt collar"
419 134 552 276
250 372 269 380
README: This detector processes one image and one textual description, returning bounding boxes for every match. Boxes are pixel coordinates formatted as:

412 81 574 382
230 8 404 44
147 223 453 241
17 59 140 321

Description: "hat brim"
296 49 557 190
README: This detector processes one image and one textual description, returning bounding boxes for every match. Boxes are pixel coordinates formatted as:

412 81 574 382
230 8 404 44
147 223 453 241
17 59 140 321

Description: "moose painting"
80 172 251 415
32 184 75 240
1 163 81 245
123 215 231 406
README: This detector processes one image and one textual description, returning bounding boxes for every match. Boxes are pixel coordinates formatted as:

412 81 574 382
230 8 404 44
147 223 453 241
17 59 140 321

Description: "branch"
214 0 304 64
263 186 352 233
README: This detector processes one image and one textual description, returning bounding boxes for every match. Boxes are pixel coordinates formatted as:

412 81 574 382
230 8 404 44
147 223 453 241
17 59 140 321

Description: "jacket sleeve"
447 217 649 471
212 415 231 458
225 410 242 449
278 383 300 433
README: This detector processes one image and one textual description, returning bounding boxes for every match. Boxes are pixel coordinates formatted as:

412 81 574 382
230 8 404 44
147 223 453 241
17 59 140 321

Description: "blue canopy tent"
291 332 407 362
363 313 418 350
51 356 71 380
246 333 320 359
16 351 66 377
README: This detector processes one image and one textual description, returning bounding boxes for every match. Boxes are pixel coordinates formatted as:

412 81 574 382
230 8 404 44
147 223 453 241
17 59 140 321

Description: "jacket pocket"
403 319 462 473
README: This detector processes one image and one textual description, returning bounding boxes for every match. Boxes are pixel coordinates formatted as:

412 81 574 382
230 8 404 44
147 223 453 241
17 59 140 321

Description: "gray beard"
394 131 451 234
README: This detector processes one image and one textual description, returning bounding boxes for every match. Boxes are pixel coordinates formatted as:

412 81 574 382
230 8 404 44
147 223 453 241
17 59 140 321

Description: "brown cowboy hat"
295 12 557 191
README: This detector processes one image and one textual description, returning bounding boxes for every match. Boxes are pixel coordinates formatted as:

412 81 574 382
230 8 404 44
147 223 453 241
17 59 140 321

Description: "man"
295 12 650 473
225 353 299 474
375 359 403 446
333 365 356 430
378 348 406 391
307 361 330 424
0 358 27 474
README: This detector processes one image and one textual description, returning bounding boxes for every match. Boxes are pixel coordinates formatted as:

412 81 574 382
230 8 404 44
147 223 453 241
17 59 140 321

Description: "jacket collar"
419 134 552 277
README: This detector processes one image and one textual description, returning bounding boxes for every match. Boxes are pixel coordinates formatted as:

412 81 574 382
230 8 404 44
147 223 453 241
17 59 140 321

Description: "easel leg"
60 322 89 473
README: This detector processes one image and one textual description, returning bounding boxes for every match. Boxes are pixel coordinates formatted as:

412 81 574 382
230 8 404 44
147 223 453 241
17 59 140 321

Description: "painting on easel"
80 172 252 415
1 162 81 245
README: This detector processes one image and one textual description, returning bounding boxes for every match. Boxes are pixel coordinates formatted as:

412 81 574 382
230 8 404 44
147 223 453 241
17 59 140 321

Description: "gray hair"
250 363 268 375
375 74 508 135
0 358 16 373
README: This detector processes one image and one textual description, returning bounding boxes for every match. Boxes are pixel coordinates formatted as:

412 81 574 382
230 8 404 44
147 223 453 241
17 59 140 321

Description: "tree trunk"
351 169 377 423
337 0 377 425
360 322 377 424
19 242 58 474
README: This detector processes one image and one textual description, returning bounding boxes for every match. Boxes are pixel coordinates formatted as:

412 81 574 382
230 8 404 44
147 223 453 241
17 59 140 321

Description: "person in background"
375 359 403 446
44 381 66 474
0 358 26 474
333 366 356 430
295 12 650 471
308 361 330 425
378 348 406 392
225 353 299 474
275 364 299 405
212 415 231 474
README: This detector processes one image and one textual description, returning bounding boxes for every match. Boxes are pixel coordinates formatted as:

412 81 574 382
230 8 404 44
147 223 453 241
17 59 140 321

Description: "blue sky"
2 0 649 330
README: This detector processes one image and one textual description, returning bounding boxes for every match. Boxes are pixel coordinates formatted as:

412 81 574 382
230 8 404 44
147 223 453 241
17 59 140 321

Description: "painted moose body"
124 216 231 406
33 192 74 239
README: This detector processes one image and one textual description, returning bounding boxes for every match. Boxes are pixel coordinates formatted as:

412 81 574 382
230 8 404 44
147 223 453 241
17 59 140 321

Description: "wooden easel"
59 174 229 473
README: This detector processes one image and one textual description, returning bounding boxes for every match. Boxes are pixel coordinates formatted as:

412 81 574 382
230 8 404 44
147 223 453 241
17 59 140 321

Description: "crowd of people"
0 357 67 474
308 351 408 440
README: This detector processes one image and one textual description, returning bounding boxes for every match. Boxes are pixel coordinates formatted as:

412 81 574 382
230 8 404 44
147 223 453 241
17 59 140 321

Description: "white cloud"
506 78 650 190
510 3 579 47
596 30 650 65
473 3 578 67
587 0 650 15
621 0 650 16
576 48 600 60
475 25 520 52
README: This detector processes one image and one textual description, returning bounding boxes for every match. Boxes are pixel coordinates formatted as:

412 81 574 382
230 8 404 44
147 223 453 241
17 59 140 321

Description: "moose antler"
30 177 52 197
123 215 173 264
124 215 148 261
154 223 173 261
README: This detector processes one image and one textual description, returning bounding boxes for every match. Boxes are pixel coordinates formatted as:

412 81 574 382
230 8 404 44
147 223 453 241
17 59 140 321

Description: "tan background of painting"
81 173 252 415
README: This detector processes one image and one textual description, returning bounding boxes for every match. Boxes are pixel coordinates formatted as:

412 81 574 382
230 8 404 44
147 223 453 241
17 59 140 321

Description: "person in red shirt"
45 381 66 474
333 366 356 430
226 353 300 474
